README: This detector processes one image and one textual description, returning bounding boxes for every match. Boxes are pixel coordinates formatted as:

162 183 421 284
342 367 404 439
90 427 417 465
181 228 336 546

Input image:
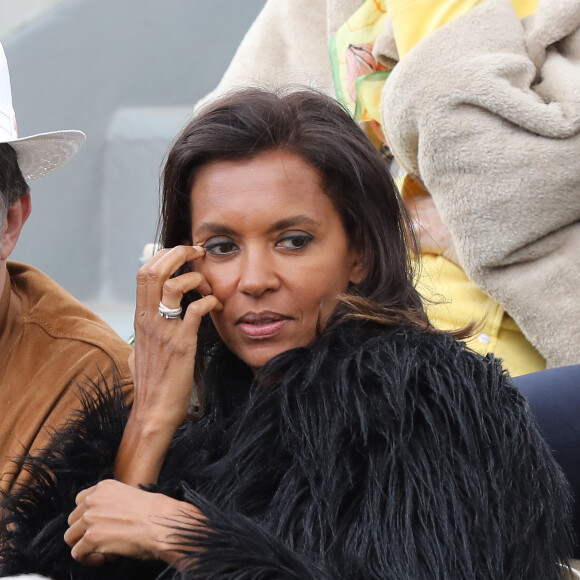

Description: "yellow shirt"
417 255 546 377
386 0 539 56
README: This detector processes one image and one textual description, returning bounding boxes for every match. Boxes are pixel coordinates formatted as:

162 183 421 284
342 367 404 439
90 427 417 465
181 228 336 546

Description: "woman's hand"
116 245 222 486
64 480 205 566
131 245 220 425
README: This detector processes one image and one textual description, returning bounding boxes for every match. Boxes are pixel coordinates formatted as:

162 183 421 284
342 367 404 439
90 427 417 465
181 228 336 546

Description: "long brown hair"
159 87 432 385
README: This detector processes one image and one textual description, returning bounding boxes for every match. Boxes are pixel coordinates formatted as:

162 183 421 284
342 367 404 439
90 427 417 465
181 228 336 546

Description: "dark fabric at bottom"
515 365 580 557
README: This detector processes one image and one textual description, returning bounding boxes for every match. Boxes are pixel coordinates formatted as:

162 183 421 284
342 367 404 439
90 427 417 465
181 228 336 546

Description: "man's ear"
349 251 368 285
1 193 31 260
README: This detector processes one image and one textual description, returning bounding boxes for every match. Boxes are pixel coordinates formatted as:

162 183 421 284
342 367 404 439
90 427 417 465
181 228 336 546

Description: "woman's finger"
64 516 86 548
183 295 223 323
67 486 94 527
67 504 82 528
145 245 205 281
161 271 213 310
76 552 107 567
139 246 170 266
136 245 206 312
74 486 95 506
70 536 105 565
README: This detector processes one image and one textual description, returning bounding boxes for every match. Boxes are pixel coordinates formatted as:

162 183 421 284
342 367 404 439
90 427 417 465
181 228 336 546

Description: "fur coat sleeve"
379 0 580 367
0 385 333 580
0 325 573 579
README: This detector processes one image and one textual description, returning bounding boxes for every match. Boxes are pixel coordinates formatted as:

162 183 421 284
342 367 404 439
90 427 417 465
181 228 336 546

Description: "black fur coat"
0 323 573 579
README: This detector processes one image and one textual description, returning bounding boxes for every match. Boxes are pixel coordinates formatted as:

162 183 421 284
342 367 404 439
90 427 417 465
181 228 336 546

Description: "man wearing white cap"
0 42 133 493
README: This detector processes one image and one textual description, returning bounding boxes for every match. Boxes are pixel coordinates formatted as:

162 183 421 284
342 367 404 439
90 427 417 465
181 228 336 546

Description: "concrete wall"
3 0 265 335
99 106 192 304
0 0 67 39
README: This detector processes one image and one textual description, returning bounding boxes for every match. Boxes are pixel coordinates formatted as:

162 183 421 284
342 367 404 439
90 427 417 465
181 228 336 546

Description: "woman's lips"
236 312 291 339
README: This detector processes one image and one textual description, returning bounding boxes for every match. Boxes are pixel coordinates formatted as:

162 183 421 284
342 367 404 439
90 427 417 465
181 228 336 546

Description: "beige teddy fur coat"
380 0 580 367
200 0 579 368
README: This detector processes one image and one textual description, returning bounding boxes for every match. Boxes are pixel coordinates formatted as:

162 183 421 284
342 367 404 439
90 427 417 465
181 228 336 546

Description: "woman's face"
190 150 365 370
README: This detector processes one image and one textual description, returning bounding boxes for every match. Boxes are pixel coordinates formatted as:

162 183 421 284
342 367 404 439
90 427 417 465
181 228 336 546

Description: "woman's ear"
349 252 368 285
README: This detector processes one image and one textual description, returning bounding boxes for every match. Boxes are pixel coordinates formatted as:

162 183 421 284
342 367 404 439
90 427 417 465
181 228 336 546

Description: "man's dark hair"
0 143 29 220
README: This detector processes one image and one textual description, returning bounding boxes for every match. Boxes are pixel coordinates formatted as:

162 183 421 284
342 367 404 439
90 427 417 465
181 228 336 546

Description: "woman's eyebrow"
267 215 320 234
194 223 237 237
195 216 320 238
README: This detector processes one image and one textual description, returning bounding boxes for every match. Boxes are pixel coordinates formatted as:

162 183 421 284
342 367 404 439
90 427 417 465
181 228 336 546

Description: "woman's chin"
235 342 301 373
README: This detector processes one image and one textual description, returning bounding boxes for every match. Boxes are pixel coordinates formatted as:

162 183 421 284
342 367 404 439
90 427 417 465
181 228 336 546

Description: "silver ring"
158 301 182 319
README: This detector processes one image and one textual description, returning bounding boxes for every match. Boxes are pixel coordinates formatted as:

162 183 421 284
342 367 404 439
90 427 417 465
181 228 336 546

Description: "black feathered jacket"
0 323 573 579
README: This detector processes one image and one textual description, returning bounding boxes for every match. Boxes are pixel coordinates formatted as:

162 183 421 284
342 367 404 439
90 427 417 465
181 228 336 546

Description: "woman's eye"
204 237 238 256
276 234 313 250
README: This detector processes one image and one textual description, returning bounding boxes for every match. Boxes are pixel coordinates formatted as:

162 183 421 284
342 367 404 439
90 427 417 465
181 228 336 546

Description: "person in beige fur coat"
380 0 580 369
201 0 578 371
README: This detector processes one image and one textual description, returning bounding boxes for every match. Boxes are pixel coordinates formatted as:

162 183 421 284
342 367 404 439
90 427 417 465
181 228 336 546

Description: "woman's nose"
237 248 280 297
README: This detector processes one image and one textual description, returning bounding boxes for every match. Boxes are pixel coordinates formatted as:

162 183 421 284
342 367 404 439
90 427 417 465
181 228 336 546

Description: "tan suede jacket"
0 262 133 492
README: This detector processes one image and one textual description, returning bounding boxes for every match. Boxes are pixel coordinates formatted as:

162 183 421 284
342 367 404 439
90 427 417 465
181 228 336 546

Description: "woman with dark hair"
0 88 574 579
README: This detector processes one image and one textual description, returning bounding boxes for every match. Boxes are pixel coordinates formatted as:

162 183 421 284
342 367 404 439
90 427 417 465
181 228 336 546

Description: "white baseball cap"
0 41 85 181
